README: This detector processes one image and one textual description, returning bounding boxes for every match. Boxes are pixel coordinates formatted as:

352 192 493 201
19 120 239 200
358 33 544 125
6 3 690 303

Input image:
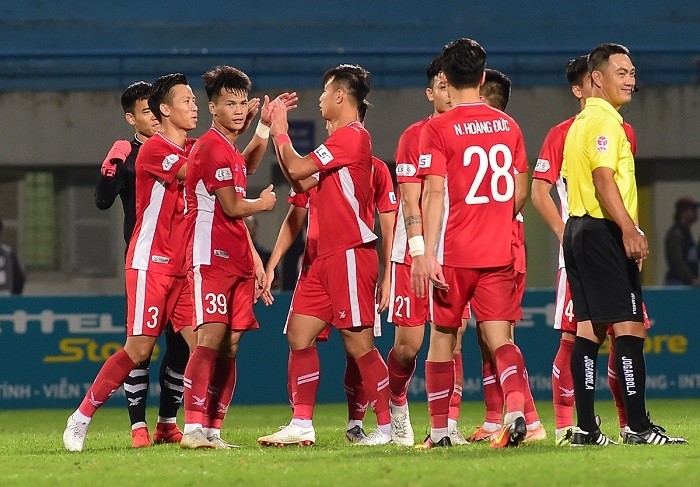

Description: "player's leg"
153 324 189 443
124 358 151 447
447 318 469 444
606 333 627 436
551 269 576 444
344 353 368 442
468 322 503 442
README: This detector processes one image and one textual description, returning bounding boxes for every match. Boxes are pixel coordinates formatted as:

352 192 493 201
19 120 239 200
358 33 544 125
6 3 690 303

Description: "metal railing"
0 47 697 90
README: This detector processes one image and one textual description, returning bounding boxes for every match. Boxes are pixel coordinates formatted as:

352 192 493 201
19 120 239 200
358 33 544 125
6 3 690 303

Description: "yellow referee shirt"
562 97 638 221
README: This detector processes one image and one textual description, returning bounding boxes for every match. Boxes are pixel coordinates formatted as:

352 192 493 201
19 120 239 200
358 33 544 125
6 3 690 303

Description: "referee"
562 43 685 446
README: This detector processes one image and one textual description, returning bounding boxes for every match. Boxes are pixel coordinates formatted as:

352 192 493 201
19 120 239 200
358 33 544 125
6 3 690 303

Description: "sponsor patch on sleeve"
215 167 233 181
313 144 334 165
162 154 179 171
395 163 417 177
534 158 550 172
596 135 609 153
389 192 397 205
418 154 432 168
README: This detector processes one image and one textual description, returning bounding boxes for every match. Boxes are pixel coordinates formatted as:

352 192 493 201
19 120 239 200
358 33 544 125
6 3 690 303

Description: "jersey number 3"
463 144 514 204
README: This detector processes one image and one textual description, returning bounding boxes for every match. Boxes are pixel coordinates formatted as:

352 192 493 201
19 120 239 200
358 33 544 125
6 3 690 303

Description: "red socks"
183 345 218 425
345 355 367 421
608 341 628 428
448 353 464 422
493 343 527 415
387 347 416 407
78 348 136 418
355 349 390 426
552 338 575 429
290 346 320 420
205 357 237 430
426 360 454 430
481 359 504 424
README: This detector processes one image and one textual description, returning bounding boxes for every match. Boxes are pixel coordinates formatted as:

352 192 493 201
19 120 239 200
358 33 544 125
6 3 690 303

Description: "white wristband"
255 120 270 139
408 235 425 257
635 226 645 236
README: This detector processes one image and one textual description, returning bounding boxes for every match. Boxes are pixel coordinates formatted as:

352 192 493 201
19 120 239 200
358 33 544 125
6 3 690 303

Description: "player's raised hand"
275 92 299 112
259 184 277 211
236 97 261 136
375 274 391 313
101 140 131 177
411 254 430 298
269 100 290 137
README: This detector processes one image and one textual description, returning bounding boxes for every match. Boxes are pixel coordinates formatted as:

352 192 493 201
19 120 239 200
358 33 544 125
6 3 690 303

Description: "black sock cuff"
614 335 645 347
574 336 601 355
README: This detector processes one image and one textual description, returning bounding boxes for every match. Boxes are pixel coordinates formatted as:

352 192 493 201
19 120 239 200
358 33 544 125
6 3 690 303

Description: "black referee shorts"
563 215 644 325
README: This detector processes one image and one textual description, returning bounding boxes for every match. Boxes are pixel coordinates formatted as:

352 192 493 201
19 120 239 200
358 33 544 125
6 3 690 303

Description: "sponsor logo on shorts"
314 144 334 165
630 292 637 314
162 154 179 171
418 154 432 168
215 168 233 181
396 163 417 177
339 310 347 320
534 158 550 172
596 136 609 152
214 249 229 259
152 255 170 264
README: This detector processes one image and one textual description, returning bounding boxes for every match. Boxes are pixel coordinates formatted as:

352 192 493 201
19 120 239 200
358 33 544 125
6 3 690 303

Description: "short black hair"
202 65 252 102
439 38 487 89
587 43 631 74
566 55 589 87
481 68 511 111
121 81 152 114
358 100 373 123
426 53 443 88
148 73 189 122
322 64 371 109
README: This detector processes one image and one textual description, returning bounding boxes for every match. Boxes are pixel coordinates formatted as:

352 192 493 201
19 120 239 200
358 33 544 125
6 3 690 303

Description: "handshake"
100 140 132 177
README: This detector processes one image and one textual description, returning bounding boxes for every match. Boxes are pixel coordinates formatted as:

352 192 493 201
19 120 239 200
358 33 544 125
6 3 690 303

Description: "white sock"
448 418 458 432
503 411 524 426
527 420 542 431
157 416 177 424
389 401 408 413
378 423 391 435
183 423 202 434
347 419 363 430
291 418 313 429
483 421 501 432
207 428 221 438
430 427 448 443
72 410 91 423
131 421 147 431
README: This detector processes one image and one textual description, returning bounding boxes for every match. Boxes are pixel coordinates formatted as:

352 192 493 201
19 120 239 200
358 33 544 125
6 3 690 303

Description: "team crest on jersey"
596 136 609 152
162 154 179 171
215 168 233 181
389 192 397 205
418 154 432 168
534 158 550 172
314 144 334 165
395 163 417 177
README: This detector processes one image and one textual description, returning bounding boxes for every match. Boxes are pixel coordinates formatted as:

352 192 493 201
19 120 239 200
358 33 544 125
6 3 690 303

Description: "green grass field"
0 399 698 486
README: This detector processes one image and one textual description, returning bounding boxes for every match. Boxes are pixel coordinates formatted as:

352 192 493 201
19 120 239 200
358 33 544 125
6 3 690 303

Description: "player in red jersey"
258 64 393 447
64 73 199 452
180 66 294 449
531 56 648 445
466 69 546 444
94 81 192 448
386 55 475 446
415 39 531 449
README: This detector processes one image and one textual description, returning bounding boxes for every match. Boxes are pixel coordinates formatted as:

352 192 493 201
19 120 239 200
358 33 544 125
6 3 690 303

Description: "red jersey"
512 144 529 274
185 128 253 277
288 186 319 269
417 102 526 268
391 117 429 265
533 117 637 268
371 156 398 217
308 121 377 258
126 132 192 276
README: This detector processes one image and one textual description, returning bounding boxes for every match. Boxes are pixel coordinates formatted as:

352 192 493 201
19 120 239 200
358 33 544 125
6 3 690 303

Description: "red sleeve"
200 140 243 195
139 143 186 185
394 126 421 184
372 158 398 213
287 189 309 208
623 122 637 156
309 126 362 171
512 124 528 174
532 126 564 184
417 121 447 178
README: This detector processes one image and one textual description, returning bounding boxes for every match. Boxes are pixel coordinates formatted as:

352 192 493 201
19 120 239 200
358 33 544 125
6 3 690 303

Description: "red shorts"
290 245 378 330
554 267 651 334
388 262 428 327
126 269 192 337
513 270 525 321
190 265 258 331
430 264 519 327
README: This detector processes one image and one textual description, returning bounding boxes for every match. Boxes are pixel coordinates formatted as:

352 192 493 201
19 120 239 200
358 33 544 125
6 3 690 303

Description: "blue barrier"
0 288 697 409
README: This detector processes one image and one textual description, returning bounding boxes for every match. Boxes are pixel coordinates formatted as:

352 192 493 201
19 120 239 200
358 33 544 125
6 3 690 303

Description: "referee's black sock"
158 327 189 420
613 335 648 432
570 337 601 432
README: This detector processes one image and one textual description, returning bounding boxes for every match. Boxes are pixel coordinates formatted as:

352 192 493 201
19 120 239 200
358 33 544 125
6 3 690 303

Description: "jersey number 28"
463 144 514 204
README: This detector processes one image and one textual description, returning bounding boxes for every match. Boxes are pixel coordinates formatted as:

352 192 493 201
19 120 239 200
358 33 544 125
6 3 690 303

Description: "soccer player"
387 55 472 446
257 64 392 447
562 43 684 445
180 65 288 449
466 68 546 444
415 38 531 449
63 73 199 452
94 81 191 448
